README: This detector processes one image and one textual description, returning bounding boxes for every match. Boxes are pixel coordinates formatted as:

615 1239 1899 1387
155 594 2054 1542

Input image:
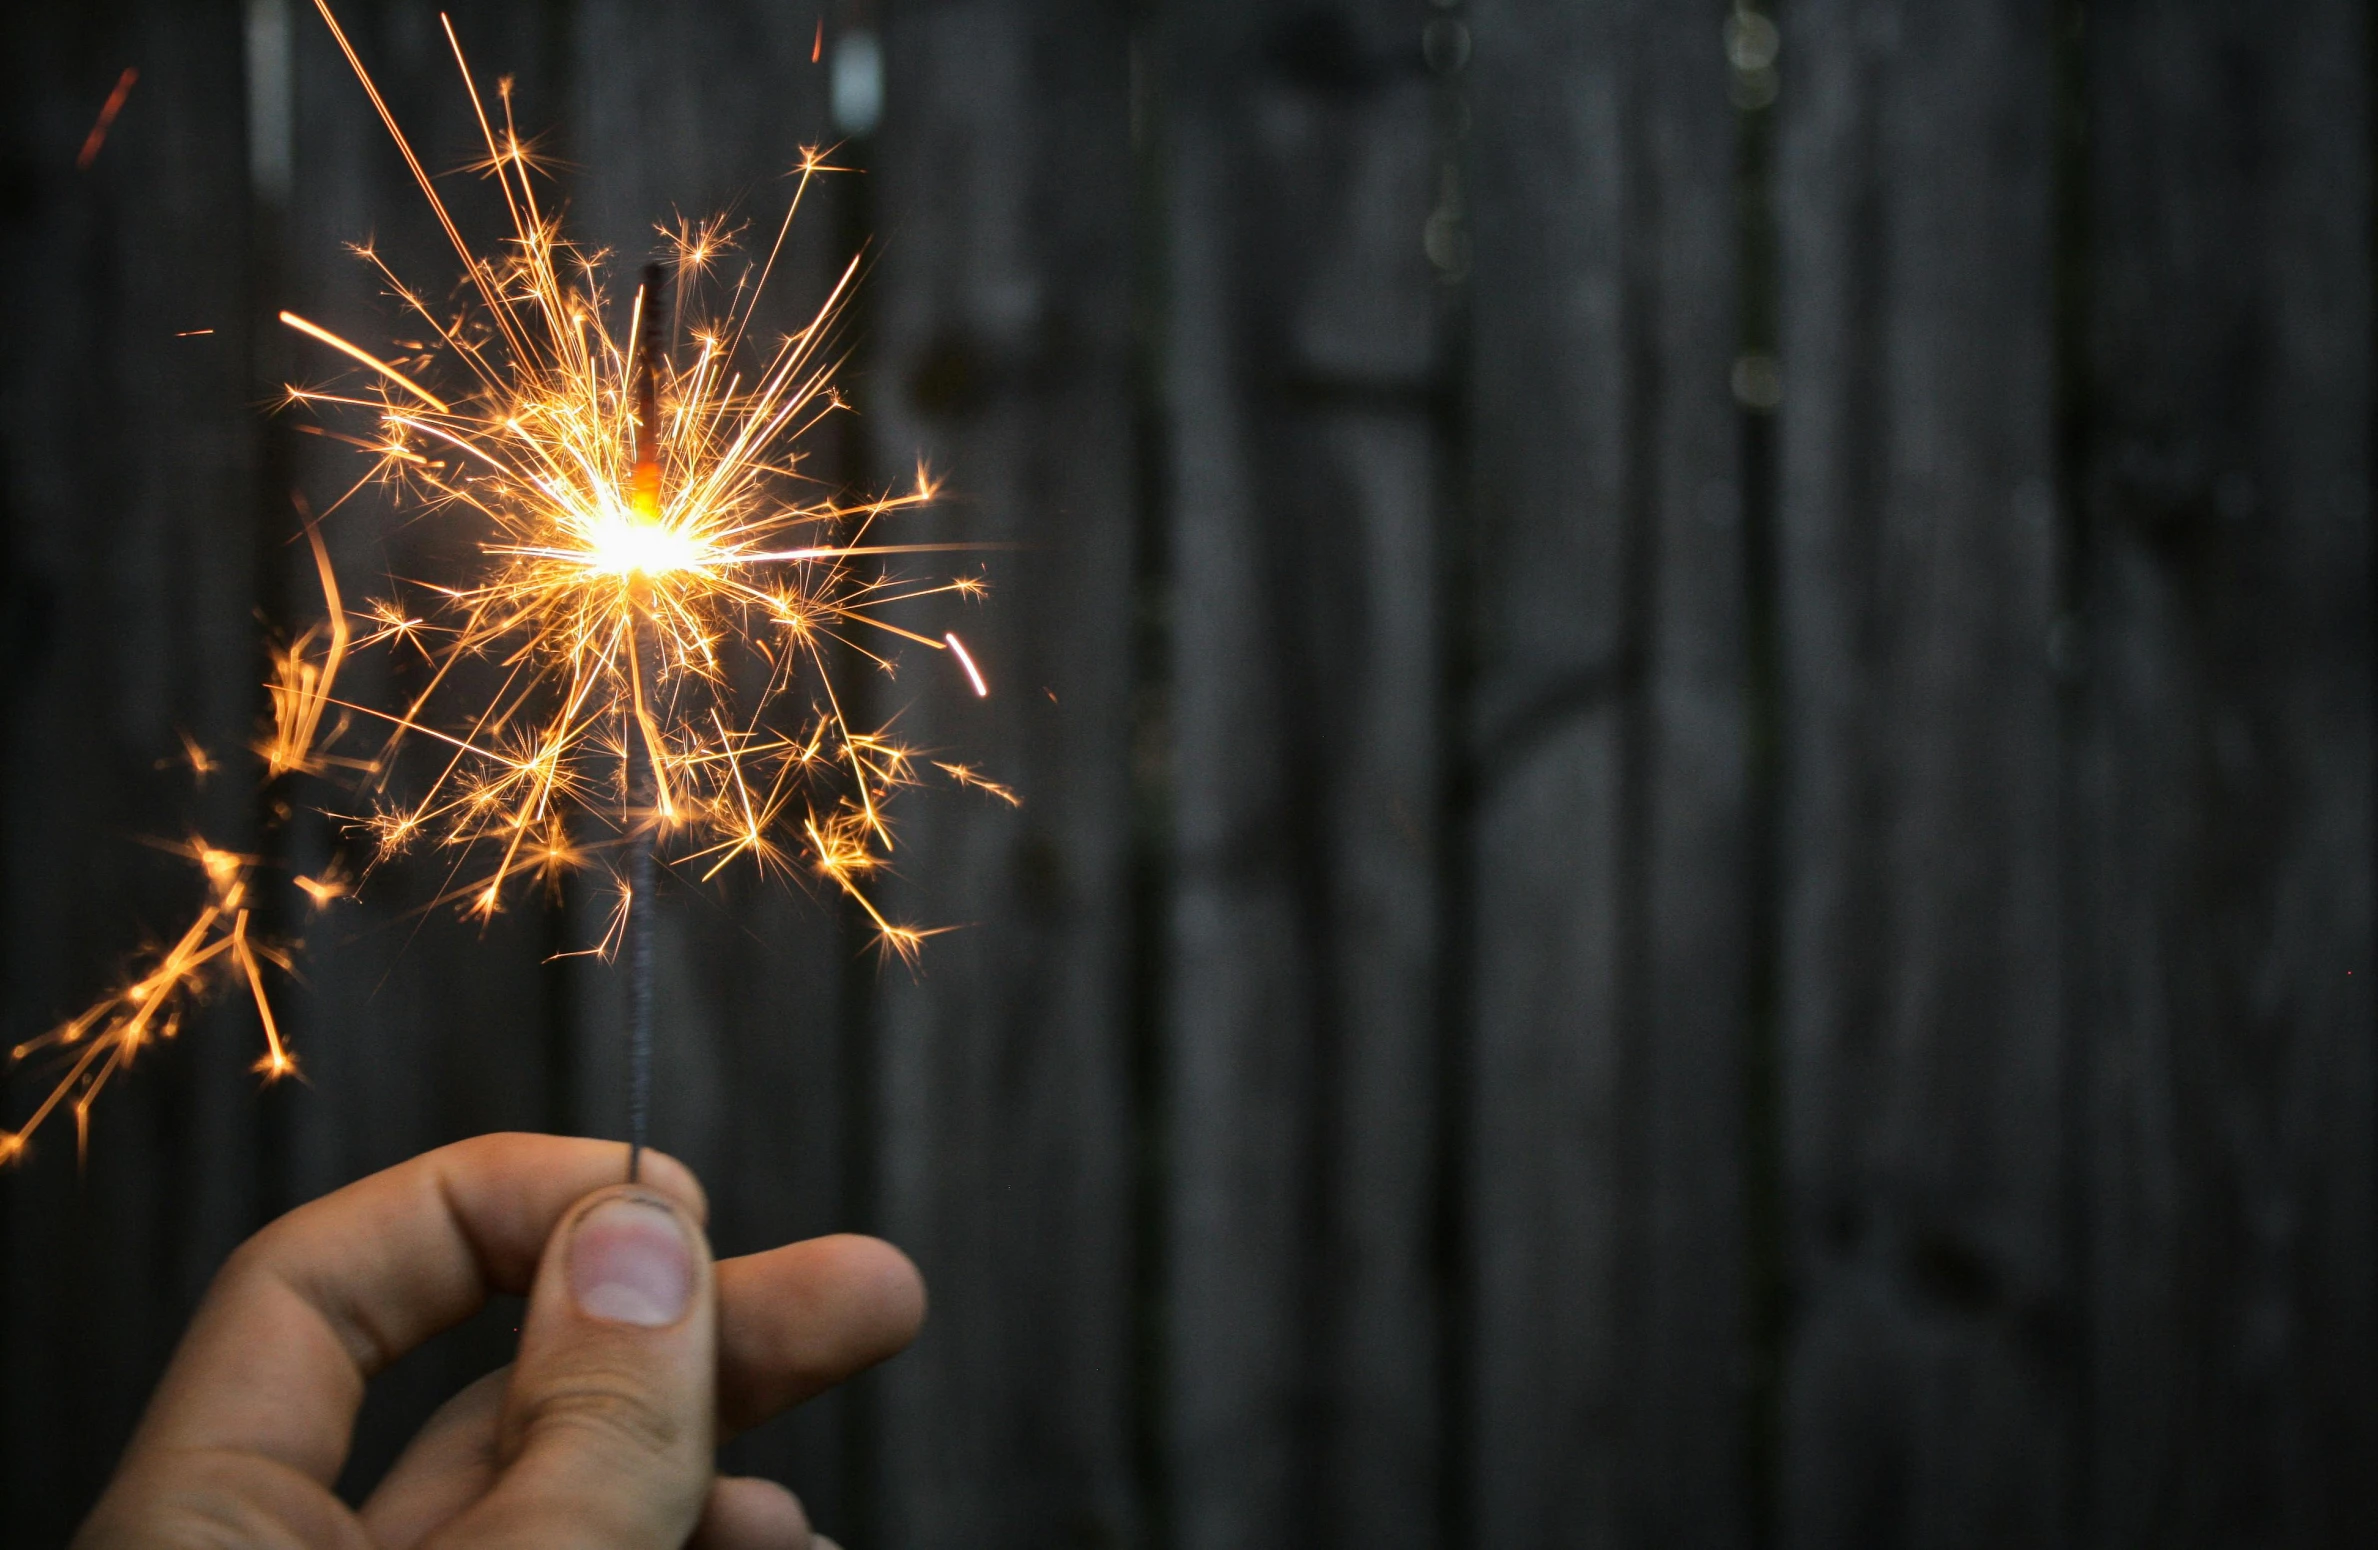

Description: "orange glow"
76 67 139 172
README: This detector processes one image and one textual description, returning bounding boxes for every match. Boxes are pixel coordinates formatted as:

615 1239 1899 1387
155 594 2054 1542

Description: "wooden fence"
2 1 2370 1546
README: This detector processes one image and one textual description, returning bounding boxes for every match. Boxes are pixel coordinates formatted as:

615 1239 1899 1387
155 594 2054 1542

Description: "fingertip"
443 1132 710 1226
830 1234 928 1343
563 1189 707 1328
693 1475 811 1550
628 1147 709 1226
714 1234 926 1433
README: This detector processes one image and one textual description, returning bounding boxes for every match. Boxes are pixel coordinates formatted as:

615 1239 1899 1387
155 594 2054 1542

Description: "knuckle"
213 1232 277 1292
514 1373 690 1464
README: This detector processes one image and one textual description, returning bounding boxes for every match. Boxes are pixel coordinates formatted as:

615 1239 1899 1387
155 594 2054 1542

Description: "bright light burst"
278 1 990 949
4 3 997 1164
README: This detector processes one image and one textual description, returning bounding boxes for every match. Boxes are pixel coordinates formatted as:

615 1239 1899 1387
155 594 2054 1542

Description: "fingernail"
568 1196 693 1327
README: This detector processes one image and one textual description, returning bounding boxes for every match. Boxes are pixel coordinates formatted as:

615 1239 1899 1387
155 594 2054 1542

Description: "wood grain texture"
1463 0 1748 1545
1157 5 1446 1547
1776 0 2071 1544
860 3 1141 1547
0 2 265 1538
2076 1 2377 1541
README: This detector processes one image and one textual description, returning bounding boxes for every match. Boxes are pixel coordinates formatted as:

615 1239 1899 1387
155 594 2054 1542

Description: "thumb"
429 1185 717 1550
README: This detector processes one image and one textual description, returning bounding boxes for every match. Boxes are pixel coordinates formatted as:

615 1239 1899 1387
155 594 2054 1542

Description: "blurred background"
2 0 2371 1546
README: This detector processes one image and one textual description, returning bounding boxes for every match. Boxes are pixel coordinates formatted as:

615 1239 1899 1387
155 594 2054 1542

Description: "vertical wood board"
864 1 1142 1546
1776 0 2072 1544
1157 4 1446 1547
1463 1 1749 1545
2077 0 2378 1540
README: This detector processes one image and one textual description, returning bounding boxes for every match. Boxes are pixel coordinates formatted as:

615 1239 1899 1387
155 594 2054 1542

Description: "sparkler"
3 3 1001 1168
623 262 667 1184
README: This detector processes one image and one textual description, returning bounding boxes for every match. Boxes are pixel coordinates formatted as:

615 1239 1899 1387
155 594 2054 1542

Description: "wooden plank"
1462 0 1749 1545
1775 0 2071 1542
2075 2 2377 1541
1156 5 1446 1546
260 0 582 1493
0 1 266 1536
858 2 1142 1546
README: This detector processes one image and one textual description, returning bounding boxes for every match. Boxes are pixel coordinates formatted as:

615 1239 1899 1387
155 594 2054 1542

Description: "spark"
945 632 989 697
262 516 354 778
279 311 453 411
294 868 351 911
175 732 216 783
935 762 1019 806
76 67 139 171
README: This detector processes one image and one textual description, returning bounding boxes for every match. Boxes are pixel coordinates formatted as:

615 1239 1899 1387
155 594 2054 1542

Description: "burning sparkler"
4 3 999 1168
276 4 985 932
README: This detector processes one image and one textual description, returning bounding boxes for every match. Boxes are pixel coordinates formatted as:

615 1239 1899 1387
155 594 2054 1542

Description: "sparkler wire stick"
625 262 667 1185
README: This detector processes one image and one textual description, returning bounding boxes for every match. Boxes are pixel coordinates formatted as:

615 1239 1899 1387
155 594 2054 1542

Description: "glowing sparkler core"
579 511 705 578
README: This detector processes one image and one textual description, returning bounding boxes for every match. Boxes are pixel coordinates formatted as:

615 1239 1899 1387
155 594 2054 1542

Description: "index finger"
123 1133 704 1488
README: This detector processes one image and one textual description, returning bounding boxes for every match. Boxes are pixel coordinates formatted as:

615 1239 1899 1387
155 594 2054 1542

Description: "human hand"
72 1133 925 1550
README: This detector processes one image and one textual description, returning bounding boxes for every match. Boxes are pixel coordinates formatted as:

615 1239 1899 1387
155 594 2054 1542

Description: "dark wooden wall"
1 2 2370 1547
